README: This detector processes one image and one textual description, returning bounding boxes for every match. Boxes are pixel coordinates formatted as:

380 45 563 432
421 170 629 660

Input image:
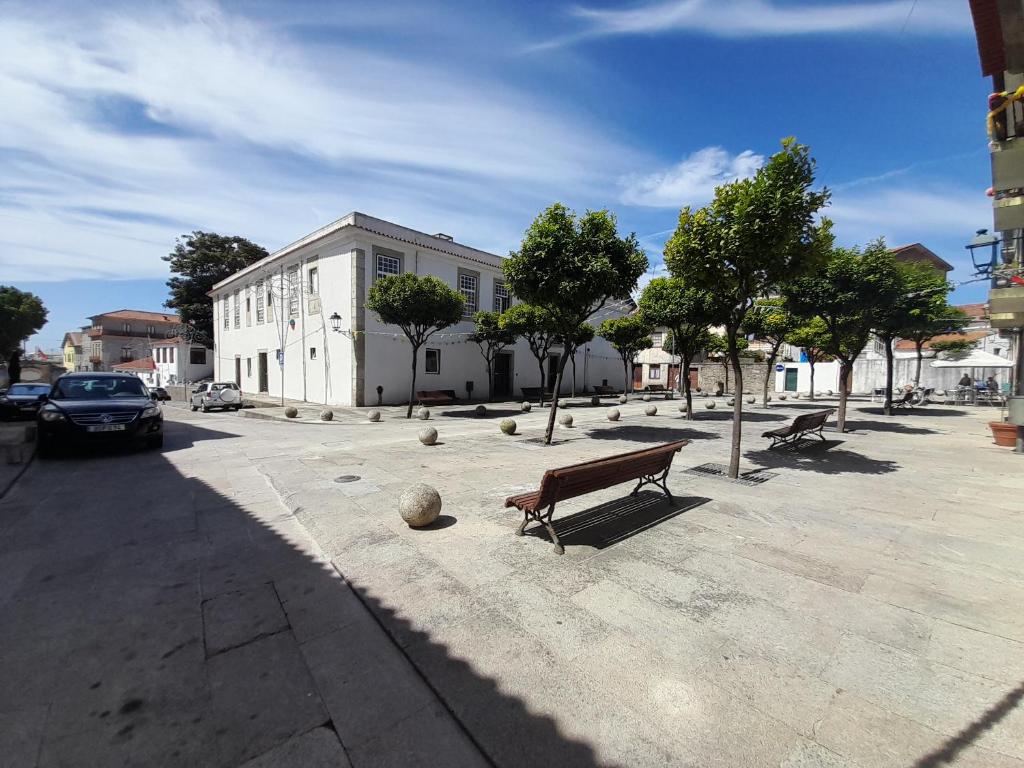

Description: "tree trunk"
809 360 816 401
914 341 924 387
883 337 894 417
544 351 570 445
486 356 494 403
536 357 546 407
727 341 744 479
723 360 730 393
623 359 630 396
571 351 577 397
836 361 851 433
762 345 779 408
682 353 693 420
406 345 419 419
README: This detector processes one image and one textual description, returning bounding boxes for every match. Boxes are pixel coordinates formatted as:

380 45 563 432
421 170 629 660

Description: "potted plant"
990 401 1017 447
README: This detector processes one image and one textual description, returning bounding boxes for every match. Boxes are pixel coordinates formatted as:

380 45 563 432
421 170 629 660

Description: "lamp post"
329 312 342 333
965 228 999 278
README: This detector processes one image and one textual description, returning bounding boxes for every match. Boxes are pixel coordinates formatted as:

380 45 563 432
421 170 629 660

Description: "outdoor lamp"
965 228 999 275
329 312 342 332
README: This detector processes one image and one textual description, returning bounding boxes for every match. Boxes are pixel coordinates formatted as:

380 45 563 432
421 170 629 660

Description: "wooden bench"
416 389 456 406
644 384 674 399
762 409 835 449
504 440 689 554
591 385 618 397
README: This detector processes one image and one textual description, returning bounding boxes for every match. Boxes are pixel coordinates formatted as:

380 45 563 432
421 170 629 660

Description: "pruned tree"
560 323 595 397
740 297 799 408
164 232 268 340
499 303 559 406
505 204 647 444
637 277 720 419
900 291 968 387
0 286 48 367
785 317 831 401
366 273 464 418
930 338 976 357
470 310 516 402
598 315 653 396
664 139 830 477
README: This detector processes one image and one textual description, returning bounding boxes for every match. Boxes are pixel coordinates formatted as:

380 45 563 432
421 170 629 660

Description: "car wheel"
201 402 209 413
190 403 198 412
146 434 164 450
233 405 242 411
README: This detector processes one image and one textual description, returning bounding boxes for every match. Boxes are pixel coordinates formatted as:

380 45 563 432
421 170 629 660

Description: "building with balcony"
61 331 87 372
210 212 630 406
84 310 181 371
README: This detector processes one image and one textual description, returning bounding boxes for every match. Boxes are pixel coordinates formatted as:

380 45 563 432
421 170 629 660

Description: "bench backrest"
534 440 688 508
792 410 833 431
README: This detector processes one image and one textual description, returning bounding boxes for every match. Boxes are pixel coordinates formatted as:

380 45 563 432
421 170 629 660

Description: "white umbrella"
930 349 1014 368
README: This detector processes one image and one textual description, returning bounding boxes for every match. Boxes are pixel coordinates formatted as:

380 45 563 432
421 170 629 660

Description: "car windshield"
7 384 51 397
54 377 149 400
211 383 238 391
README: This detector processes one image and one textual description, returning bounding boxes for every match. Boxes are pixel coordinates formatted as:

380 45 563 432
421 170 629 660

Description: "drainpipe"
300 257 308 403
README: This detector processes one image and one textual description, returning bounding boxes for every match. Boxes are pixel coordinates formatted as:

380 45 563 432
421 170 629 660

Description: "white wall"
774 361 843 395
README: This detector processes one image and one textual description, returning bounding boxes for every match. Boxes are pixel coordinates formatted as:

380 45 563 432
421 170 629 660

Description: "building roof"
890 244 954 273
61 331 85 348
894 330 990 351
152 337 184 346
211 212 504 292
969 0 1005 76
111 358 156 371
955 302 989 321
88 309 180 324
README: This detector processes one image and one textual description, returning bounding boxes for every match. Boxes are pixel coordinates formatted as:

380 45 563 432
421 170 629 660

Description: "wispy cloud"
0 2 643 282
534 0 968 50
620 147 764 208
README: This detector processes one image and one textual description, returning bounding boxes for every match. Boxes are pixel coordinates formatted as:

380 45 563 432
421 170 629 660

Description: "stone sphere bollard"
418 427 438 445
793 393 801 399
618 395 627 404
474 404 487 416
284 406 298 418
418 408 430 420
779 394 787 401
728 398 735 406
367 409 381 422
826 390 834 396
746 396 756 405
591 396 600 406
521 401 532 413
642 394 652 402
705 400 716 409
645 404 657 416
399 483 442 528
320 409 333 421
499 418 516 435
558 399 568 408
678 403 687 412
558 412 573 427
766 395 772 402
606 408 620 421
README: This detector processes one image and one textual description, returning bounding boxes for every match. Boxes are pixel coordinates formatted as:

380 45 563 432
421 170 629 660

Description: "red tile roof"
955 302 989 320
88 309 180 323
890 244 954 273
894 330 990 351
111 358 156 371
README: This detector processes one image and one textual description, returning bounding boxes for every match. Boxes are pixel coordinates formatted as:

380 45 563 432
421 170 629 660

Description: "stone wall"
696 361 770 395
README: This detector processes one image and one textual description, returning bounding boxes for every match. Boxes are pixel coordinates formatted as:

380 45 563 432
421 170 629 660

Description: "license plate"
86 424 125 432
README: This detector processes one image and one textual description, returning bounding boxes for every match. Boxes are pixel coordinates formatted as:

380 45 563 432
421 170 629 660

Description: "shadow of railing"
911 681 1024 767
523 491 710 551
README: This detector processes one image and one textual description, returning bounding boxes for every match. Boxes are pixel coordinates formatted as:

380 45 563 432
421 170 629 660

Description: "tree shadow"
841 419 938 436
690 410 787 422
585 425 720 442
438 408 523 419
744 440 901 475
2 418 608 767
857 407 970 418
523 491 710 551
911 681 1024 767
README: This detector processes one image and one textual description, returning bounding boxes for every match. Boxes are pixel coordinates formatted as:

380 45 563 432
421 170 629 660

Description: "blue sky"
0 0 994 351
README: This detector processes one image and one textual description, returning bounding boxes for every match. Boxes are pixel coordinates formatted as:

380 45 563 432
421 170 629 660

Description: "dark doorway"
667 364 679 391
258 352 269 393
234 356 241 388
494 352 512 399
785 367 798 391
632 364 642 391
689 367 699 390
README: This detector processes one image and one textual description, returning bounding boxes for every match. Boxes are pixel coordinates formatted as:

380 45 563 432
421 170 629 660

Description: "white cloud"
620 147 764 208
535 0 968 49
0 2 644 282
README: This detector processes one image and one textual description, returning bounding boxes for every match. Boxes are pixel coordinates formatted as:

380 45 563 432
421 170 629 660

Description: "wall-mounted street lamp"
329 312 342 333
965 228 1000 276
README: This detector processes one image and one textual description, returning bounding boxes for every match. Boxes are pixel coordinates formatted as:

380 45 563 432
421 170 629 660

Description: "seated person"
986 376 999 392
958 374 972 388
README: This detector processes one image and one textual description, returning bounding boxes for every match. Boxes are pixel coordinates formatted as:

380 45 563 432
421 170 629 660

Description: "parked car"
151 386 171 402
190 382 241 412
36 373 163 457
0 383 53 421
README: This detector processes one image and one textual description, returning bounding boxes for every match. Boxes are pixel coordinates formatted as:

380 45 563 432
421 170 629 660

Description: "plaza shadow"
1 416 608 768
523 490 710 551
841 419 938 436
744 440 900 475
439 408 523 419
857 407 970 418
585 425 720 442
35 421 237 461
690 410 787 423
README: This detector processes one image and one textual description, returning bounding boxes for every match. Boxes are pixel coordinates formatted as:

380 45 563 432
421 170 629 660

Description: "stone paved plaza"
1 396 1023 767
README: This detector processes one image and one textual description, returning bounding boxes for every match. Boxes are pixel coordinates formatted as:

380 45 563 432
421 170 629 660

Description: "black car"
37 373 164 457
0 382 53 421
151 387 171 402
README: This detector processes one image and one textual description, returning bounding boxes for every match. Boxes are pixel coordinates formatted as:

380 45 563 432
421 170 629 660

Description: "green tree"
164 232 269 341
703 334 748 393
499 303 559 405
785 317 832 401
637 277 720 419
598 315 653 396
469 311 516 402
505 204 647 443
366 273 464 418
664 139 830 477
930 338 976 357
0 286 47 365
741 297 799 408
560 323 595 396
901 297 968 387
787 241 899 431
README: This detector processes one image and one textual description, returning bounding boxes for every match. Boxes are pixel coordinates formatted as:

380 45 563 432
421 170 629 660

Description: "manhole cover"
334 475 361 483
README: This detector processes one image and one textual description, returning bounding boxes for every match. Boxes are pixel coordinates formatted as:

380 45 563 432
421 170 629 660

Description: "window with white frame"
649 364 662 380
122 322 131 334
376 254 401 280
223 295 229 329
309 347 317 360
233 290 241 328
307 265 319 295
459 272 478 317
255 280 265 324
190 348 205 365
493 281 510 313
287 266 300 317
425 348 440 374
169 347 175 364
91 341 101 357
147 325 156 336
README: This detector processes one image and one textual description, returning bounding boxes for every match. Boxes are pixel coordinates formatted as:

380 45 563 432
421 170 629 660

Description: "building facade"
150 337 213 386
211 213 629 406
61 331 86 372
84 310 181 372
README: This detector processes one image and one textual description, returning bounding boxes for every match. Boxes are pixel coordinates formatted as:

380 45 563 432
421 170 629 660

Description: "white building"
210 213 629 406
112 338 213 388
